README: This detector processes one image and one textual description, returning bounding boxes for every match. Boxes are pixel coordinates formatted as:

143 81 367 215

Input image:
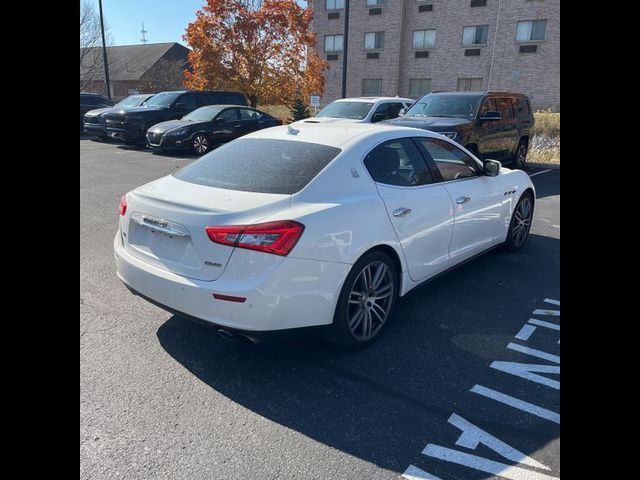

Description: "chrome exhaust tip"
237 334 257 345
217 328 236 342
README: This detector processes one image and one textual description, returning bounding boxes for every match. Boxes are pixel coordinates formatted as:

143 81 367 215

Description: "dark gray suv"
384 91 534 168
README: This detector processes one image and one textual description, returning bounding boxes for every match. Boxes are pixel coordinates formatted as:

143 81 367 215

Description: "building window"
462 25 489 46
366 0 385 5
362 78 383 96
365 32 385 50
326 0 344 10
409 79 432 97
516 20 547 42
412 29 436 49
325 35 344 52
457 78 483 91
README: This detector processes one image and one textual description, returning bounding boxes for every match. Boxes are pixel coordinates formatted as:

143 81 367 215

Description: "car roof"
196 104 254 109
426 91 527 98
246 122 437 148
332 96 414 103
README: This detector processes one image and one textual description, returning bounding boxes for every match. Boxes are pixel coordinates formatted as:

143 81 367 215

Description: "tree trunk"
248 94 258 108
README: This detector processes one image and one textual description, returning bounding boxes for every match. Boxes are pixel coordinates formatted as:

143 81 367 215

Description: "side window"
197 93 218 106
419 138 480 181
479 98 497 116
387 103 405 118
239 108 261 120
217 108 240 122
82 95 98 106
219 93 245 105
512 97 531 120
372 103 390 121
177 94 198 110
364 138 433 187
495 97 514 120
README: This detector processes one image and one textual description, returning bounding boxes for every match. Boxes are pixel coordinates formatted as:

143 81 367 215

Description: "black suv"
104 90 247 144
384 92 534 168
80 93 114 130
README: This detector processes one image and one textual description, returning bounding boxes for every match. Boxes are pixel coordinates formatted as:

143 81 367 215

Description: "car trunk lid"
121 175 291 281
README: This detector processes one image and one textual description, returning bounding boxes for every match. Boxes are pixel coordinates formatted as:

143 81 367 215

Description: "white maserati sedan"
114 123 535 348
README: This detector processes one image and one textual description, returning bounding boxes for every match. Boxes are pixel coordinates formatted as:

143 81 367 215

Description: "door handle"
233 124 241 128
392 207 412 217
456 196 471 204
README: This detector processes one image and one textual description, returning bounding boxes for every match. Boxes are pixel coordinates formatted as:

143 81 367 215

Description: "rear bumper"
114 231 350 334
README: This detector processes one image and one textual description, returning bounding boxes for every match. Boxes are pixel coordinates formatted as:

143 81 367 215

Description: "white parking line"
507 343 560 364
470 384 560 424
528 169 553 177
422 445 559 480
448 413 550 470
543 298 560 306
490 362 560 390
528 318 560 330
533 309 560 316
402 465 444 480
515 324 537 341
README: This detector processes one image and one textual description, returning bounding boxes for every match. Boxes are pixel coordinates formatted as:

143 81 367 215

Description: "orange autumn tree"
183 0 327 108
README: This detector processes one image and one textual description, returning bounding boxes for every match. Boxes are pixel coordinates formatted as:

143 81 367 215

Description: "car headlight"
167 127 189 136
441 131 457 140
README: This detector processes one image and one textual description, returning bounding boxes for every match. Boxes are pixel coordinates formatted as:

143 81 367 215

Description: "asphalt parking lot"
80 136 560 480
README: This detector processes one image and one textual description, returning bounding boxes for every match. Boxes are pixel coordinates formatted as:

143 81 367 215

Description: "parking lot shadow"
156 234 559 476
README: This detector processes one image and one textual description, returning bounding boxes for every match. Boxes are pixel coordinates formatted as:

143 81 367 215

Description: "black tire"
191 133 211 155
502 191 534 252
512 139 528 169
325 250 399 349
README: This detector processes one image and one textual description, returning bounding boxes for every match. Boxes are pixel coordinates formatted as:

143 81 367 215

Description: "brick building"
309 0 559 110
80 42 190 100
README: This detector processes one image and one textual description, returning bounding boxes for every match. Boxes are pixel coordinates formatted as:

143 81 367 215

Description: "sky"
87 0 307 47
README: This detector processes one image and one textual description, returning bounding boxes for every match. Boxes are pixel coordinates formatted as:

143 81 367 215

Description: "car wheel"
191 134 210 155
502 192 534 252
326 251 398 349
513 140 528 169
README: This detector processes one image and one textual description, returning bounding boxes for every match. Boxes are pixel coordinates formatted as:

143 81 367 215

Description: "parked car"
80 93 114 130
104 90 248 145
384 91 534 168
83 94 154 140
146 105 282 155
115 123 535 348
297 97 413 124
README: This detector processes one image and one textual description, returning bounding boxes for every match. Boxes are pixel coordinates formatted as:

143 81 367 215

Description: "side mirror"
398 108 406 116
212 117 224 123
479 111 501 122
483 159 501 177
371 112 386 123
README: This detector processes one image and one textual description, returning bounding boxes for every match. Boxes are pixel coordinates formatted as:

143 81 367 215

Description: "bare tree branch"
80 1 110 92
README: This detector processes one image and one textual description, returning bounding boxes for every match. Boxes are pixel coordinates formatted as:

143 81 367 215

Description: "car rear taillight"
119 194 127 216
205 220 304 256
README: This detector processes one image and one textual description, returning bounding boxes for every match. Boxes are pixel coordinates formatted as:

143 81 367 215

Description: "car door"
417 137 504 263
363 137 454 282
476 97 500 158
210 108 240 143
236 108 262 136
172 93 199 118
494 97 519 157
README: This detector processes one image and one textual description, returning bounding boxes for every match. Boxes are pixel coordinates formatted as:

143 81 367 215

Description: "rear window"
173 138 341 194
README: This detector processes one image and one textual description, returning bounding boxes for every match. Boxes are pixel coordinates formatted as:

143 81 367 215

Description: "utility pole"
141 22 148 45
341 0 350 98
98 0 111 99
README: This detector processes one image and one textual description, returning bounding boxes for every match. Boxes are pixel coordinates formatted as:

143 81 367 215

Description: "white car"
115 123 535 348
299 97 414 124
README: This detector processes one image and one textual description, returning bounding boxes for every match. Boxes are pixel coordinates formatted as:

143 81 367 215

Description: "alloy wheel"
193 135 209 154
347 261 394 341
512 195 533 248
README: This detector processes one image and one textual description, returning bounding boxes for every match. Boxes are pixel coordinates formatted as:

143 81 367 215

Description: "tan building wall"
310 0 559 111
